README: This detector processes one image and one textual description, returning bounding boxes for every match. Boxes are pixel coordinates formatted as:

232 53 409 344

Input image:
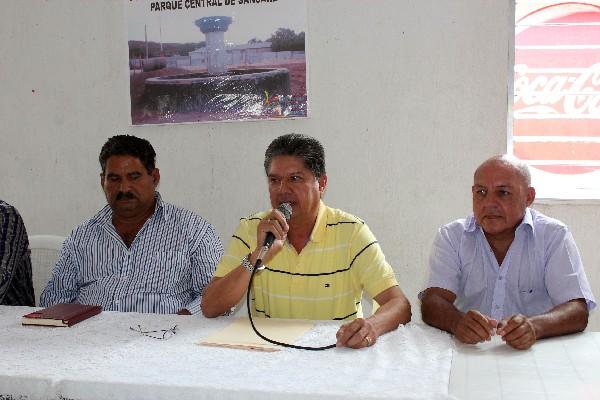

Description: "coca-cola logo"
514 62 600 116
513 2 600 175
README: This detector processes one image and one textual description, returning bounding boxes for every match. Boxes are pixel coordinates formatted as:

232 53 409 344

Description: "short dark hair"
99 135 156 174
264 134 326 177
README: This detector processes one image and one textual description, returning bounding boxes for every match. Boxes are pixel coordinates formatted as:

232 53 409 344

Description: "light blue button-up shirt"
40 193 223 314
426 208 596 320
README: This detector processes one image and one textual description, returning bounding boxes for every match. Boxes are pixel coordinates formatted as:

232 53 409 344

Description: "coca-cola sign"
515 62 600 116
513 2 600 175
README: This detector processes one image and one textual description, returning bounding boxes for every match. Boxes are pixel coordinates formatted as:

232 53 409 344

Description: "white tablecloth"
1 306 453 400
449 332 600 400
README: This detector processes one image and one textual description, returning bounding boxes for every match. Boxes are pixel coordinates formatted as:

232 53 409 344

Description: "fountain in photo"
144 16 291 117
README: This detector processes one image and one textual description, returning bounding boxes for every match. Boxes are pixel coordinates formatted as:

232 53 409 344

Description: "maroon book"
22 303 102 327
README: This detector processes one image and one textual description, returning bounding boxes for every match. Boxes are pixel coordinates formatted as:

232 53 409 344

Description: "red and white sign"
513 2 600 175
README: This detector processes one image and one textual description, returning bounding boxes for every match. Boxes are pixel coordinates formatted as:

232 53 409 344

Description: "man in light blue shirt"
41 135 223 314
421 155 596 349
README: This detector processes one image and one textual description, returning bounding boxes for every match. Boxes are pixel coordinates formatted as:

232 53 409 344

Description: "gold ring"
365 335 372 346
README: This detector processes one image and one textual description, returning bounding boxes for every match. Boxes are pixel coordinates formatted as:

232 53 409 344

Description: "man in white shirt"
421 155 596 349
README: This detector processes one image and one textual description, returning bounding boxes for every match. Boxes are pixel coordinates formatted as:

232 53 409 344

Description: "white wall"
1 0 597 329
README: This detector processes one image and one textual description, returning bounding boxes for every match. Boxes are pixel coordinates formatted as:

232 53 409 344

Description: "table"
449 330 600 400
2 306 599 400
1 306 452 400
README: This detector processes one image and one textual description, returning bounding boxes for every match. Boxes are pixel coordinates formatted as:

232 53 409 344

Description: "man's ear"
318 175 327 197
100 173 105 189
152 168 161 187
526 186 536 207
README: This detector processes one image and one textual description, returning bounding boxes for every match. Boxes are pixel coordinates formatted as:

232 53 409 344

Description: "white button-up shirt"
425 208 596 320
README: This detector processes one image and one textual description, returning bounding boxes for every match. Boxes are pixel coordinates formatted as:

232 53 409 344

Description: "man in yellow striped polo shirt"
202 134 411 349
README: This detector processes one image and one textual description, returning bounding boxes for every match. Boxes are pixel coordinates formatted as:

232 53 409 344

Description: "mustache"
482 207 502 216
116 191 136 200
277 197 294 203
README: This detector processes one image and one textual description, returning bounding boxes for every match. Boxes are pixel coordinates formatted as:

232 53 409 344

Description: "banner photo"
127 0 308 125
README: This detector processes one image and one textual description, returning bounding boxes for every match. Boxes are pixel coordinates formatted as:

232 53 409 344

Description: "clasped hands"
453 310 537 350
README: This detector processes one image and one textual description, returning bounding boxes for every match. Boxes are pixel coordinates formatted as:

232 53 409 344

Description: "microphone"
257 202 292 264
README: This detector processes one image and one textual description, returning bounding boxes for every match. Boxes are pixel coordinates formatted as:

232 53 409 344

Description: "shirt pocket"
145 250 187 292
516 260 544 295
517 265 548 315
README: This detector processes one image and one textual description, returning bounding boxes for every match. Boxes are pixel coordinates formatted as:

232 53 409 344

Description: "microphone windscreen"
277 202 292 221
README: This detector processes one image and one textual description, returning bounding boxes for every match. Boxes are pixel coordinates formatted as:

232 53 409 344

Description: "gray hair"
476 155 532 187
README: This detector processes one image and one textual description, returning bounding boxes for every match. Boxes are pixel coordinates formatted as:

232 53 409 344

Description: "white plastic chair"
28 235 65 306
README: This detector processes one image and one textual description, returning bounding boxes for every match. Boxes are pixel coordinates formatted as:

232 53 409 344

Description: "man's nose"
278 179 292 193
272 179 288 192
481 193 500 207
118 180 132 192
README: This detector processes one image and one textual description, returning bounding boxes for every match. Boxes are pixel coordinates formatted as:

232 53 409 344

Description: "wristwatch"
241 254 254 274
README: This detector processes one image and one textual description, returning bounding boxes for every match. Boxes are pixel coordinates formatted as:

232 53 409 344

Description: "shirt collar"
519 207 534 233
309 200 327 243
465 214 478 233
91 191 166 226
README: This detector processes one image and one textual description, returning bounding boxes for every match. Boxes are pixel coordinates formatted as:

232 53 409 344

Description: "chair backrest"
28 235 65 306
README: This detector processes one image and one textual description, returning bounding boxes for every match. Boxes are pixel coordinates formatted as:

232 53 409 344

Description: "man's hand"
497 314 536 350
335 286 410 349
452 309 497 344
336 318 377 349
254 208 289 265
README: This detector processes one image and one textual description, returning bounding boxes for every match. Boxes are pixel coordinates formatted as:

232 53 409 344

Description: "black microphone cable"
246 258 336 351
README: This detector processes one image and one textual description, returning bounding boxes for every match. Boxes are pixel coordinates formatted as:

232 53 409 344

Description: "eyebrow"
473 184 514 189
105 171 144 178
268 171 305 177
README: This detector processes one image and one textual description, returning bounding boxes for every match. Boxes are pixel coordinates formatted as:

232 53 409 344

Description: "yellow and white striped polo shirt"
214 202 398 320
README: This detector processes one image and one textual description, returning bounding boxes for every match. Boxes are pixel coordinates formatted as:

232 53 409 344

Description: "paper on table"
199 317 314 352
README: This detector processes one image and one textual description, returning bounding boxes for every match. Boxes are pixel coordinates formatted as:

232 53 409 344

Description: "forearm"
530 299 588 339
367 296 411 336
421 292 463 334
201 266 252 318
39 284 78 307
39 269 80 306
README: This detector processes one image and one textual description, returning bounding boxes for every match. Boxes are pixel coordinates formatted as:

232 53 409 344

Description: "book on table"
22 303 102 327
